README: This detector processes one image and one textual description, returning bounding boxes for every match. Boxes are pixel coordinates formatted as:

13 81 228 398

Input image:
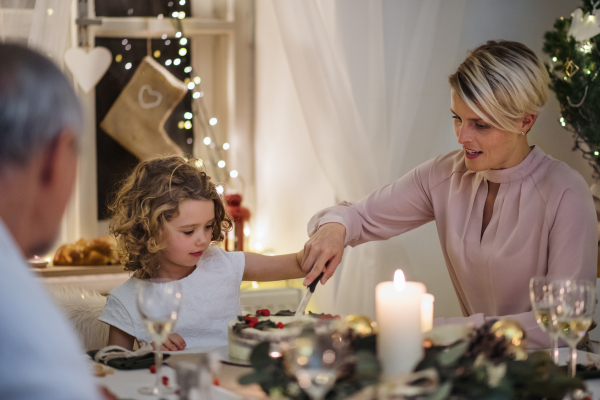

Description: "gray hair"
0 43 82 169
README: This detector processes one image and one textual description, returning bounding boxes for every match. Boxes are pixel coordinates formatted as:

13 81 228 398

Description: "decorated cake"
228 309 339 363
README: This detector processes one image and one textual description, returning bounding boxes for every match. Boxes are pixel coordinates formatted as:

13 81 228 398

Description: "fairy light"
179 48 187 56
178 11 186 19
153 50 161 58
254 243 264 251
209 118 217 126
187 138 193 144
125 62 132 70
552 57 557 62
172 11 179 18
165 59 172 66
204 137 211 145
184 112 193 119
252 281 259 289
180 0 186 4
222 143 230 150
174 58 181 65
244 226 251 237
165 40 171 45
230 170 238 178
195 159 203 167
589 14 595 22
187 82 195 89
184 66 192 73
176 32 182 38
125 44 131 51
158 14 163 19
595 151 599 156
162 34 167 39
216 185 224 194
47 8 53 15
178 121 184 129
218 160 226 168
184 121 192 129
180 38 188 45
193 76 201 84
115 54 122 62
560 117 566 127
192 92 201 99
580 41 592 53
122 39 128 45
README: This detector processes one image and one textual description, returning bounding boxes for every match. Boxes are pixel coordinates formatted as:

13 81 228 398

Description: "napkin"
87 345 171 370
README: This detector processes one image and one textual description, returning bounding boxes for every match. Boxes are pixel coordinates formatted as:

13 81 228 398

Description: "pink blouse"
308 145 597 348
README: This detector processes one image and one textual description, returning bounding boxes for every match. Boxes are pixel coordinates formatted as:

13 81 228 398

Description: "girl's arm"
243 250 306 281
107 325 135 350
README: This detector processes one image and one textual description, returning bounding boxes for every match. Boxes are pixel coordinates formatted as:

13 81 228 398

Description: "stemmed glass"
136 279 182 396
548 279 596 377
285 323 346 400
529 277 560 364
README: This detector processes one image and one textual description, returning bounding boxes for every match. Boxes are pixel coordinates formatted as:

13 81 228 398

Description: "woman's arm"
243 250 306 281
107 325 135 350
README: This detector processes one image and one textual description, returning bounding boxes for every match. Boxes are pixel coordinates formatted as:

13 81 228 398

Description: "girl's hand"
153 333 186 351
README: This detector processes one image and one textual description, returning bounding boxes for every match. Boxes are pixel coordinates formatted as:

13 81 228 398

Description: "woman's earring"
521 131 526 136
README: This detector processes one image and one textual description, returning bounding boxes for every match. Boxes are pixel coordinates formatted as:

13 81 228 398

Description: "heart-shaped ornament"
64 47 112 93
138 84 163 109
568 8 600 42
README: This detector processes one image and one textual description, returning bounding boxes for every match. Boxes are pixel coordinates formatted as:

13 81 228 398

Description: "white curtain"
272 0 467 319
0 0 72 68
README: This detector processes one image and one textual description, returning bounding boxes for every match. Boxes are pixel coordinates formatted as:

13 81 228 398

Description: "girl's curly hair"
108 156 232 279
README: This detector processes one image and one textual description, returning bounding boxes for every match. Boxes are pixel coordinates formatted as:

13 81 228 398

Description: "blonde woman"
302 40 597 349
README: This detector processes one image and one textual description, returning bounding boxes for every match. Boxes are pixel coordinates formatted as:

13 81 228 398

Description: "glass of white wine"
285 324 346 400
548 279 595 378
529 277 560 364
136 279 182 396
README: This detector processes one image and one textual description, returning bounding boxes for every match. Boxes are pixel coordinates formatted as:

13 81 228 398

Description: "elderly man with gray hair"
0 44 110 400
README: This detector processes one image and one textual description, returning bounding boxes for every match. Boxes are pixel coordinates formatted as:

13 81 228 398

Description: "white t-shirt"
99 244 245 348
0 219 101 400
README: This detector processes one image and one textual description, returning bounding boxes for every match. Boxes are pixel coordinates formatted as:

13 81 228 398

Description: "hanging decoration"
543 0 600 179
100 56 186 161
64 46 112 93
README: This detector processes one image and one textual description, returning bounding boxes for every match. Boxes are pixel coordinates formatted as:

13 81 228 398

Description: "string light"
195 159 203 167
203 137 211 145
162 34 167 39
184 121 192 129
125 62 132 70
230 170 238 178
158 14 163 19
187 138 193 144
176 32 182 38
252 281 259 289
222 143 230 150
216 185 224 194
184 66 192 73
218 160 226 168
153 50 161 58
184 112 193 119
165 40 171 45
125 44 131 51
180 38 188 45
595 151 599 156
560 117 566 127
178 121 184 129
115 54 122 62
187 82 195 89
193 76 201 84
172 11 179 18
180 0 186 4
165 59 172 66
244 226 251 237
552 57 557 62
209 118 217 126
178 12 186 19
192 92 201 99
179 48 187 56
122 39 128 45
174 58 181 65
47 8 53 15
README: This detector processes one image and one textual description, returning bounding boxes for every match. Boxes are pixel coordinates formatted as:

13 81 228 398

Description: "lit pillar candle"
376 269 426 376
421 293 435 332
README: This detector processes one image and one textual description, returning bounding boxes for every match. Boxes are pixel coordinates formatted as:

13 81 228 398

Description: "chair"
48 286 109 351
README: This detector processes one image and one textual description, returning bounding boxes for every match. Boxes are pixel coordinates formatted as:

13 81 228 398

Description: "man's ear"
521 113 538 134
39 130 77 187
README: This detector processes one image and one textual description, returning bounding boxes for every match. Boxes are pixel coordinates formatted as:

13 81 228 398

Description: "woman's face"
451 89 530 172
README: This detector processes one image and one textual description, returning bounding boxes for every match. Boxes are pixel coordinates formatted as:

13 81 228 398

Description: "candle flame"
393 269 405 291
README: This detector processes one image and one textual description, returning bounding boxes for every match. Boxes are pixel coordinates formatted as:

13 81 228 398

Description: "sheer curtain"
273 0 467 318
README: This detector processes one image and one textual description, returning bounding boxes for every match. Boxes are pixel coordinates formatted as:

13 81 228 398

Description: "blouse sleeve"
98 295 136 338
223 250 246 285
307 158 438 247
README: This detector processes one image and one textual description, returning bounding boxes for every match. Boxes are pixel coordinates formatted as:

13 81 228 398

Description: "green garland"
543 1 600 178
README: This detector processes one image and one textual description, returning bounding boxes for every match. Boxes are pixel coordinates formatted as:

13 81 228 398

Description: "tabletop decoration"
239 320 584 400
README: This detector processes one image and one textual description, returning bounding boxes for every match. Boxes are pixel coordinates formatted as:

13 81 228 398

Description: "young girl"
98 156 305 351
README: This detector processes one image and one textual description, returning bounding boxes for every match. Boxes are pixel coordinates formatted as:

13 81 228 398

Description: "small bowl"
28 259 48 269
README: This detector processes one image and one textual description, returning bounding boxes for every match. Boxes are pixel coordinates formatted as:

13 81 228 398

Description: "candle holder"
28 256 49 269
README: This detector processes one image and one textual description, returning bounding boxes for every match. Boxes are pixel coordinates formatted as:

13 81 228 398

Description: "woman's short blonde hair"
108 156 232 279
448 40 550 133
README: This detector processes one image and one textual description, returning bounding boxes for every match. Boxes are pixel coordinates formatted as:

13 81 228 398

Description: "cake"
228 309 339 363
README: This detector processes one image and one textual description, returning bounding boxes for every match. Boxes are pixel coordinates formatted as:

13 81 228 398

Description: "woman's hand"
153 333 186 351
302 223 346 286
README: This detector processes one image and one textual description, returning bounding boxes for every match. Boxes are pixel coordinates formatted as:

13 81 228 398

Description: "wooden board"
34 264 127 278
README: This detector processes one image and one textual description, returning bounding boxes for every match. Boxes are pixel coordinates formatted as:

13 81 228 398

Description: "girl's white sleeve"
98 294 137 337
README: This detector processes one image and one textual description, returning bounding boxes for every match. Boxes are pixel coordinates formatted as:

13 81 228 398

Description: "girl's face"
451 89 532 172
159 199 215 272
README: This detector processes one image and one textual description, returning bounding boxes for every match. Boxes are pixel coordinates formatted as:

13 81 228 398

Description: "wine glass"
285 323 346 400
548 279 596 377
136 279 182 396
529 277 560 364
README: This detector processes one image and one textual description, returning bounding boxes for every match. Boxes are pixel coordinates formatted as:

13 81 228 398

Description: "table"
94 347 600 400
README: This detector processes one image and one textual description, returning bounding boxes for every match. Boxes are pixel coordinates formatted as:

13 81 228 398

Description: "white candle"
421 293 435 332
376 269 426 377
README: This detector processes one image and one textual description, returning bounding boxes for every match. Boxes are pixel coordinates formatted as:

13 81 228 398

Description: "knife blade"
294 272 324 317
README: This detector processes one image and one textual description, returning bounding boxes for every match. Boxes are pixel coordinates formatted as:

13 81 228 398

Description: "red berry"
149 365 156 374
162 376 169 386
213 378 220 386
262 309 270 317
256 309 262 315
249 321 257 328
277 322 284 329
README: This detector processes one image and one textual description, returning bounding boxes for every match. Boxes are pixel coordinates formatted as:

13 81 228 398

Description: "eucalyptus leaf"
437 340 469 366
249 341 273 369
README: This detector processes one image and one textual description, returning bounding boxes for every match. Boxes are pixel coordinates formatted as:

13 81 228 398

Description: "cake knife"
294 272 324 317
